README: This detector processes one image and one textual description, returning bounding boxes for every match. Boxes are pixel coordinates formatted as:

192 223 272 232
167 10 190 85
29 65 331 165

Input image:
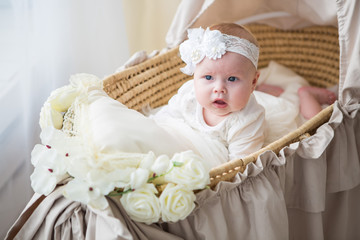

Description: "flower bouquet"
30 73 210 224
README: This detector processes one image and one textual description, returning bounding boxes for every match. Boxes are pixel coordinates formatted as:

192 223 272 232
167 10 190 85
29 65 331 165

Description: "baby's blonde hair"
209 23 259 47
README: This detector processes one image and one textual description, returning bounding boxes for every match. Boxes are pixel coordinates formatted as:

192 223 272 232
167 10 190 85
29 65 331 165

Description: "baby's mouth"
213 99 227 108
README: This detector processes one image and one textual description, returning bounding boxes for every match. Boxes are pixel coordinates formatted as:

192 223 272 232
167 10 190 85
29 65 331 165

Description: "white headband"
179 27 259 75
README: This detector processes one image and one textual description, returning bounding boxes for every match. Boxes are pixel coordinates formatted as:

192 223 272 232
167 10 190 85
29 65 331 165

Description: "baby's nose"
214 81 226 93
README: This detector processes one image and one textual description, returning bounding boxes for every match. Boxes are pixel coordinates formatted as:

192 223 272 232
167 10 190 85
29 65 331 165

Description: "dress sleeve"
227 97 265 161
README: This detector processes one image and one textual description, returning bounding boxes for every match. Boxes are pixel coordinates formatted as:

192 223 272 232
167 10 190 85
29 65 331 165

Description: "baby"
152 23 265 163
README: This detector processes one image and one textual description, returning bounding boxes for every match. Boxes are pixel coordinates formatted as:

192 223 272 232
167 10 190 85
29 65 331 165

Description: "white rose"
69 73 102 91
164 151 210 190
39 102 63 130
120 183 161 224
159 183 196 222
48 85 78 112
151 155 170 176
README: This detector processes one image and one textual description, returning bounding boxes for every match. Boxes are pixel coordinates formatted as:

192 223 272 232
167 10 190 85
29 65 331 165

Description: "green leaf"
108 188 133 196
173 161 184 167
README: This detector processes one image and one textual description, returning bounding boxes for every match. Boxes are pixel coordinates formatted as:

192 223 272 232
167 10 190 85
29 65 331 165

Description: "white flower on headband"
202 29 226 60
179 27 206 74
179 27 259 75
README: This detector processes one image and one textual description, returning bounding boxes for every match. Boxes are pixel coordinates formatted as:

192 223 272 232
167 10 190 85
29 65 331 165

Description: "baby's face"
193 52 258 122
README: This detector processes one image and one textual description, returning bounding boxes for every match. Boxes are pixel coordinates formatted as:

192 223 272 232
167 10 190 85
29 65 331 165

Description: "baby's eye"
228 76 238 82
205 75 212 80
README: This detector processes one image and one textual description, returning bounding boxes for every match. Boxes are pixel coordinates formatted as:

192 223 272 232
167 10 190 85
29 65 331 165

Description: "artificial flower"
86 168 119 195
30 127 82 195
64 152 92 180
39 102 64 130
120 183 161 224
164 150 210 190
95 152 144 170
48 85 78 112
159 183 196 222
31 74 211 225
39 73 103 130
63 178 109 210
139 151 156 169
179 27 206 75
128 168 150 190
179 27 227 75
104 167 137 189
179 27 259 75
151 154 170 176
69 73 103 92
39 126 82 150
202 28 226 59
64 148 139 192
30 144 69 195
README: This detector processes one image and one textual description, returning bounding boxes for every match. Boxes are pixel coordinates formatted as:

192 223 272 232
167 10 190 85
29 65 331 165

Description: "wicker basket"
103 24 339 188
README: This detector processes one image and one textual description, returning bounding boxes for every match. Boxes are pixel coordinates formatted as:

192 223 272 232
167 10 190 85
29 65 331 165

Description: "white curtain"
0 0 129 238
122 0 181 54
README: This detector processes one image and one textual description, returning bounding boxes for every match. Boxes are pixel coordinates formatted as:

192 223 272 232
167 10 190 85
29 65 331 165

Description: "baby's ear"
252 71 260 91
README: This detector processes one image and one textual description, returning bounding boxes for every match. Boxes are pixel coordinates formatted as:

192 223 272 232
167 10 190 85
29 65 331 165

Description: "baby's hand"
256 83 284 97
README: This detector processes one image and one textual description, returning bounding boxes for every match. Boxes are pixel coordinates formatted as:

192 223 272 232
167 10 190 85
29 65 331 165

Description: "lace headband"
179 27 259 75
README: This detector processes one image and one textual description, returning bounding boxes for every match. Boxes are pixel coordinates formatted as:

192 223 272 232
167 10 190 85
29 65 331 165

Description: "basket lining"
248 24 339 88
